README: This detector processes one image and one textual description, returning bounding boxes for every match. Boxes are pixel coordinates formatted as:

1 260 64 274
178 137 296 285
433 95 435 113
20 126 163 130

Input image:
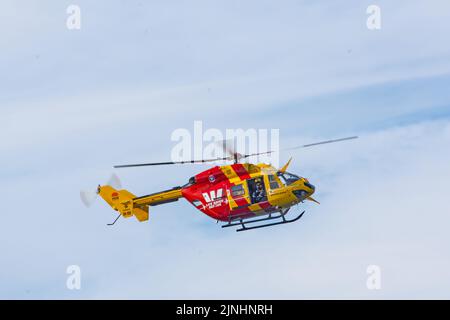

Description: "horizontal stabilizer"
98 185 149 222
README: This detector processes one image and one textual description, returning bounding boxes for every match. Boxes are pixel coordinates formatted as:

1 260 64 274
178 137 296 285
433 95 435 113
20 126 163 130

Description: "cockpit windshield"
277 171 300 186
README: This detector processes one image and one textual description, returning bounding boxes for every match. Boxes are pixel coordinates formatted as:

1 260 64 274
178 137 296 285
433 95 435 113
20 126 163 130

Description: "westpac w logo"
202 189 223 203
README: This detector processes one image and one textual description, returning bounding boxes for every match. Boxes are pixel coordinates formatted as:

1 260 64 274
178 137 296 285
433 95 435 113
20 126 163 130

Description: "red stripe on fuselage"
235 200 249 209
231 164 251 180
258 201 271 209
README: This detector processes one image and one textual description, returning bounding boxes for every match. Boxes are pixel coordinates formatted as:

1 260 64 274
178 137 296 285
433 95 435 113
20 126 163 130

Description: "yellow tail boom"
97 185 183 222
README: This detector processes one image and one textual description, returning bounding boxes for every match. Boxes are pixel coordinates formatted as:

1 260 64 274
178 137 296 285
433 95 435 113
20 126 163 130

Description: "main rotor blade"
283 136 358 151
241 150 274 159
241 136 358 158
114 136 358 168
113 157 231 168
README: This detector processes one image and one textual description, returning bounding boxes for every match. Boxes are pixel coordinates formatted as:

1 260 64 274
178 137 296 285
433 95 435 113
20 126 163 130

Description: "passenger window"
268 175 280 189
231 184 245 197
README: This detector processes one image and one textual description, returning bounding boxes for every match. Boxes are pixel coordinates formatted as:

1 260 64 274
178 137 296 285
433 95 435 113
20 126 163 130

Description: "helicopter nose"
304 181 315 192
293 190 308 200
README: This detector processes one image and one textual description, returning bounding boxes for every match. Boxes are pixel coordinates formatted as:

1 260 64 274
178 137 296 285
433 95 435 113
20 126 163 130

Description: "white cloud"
1 119 449 299
2 0 450 299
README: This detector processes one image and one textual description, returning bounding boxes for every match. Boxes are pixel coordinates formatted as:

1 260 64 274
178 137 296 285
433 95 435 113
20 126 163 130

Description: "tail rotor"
80 173 122 208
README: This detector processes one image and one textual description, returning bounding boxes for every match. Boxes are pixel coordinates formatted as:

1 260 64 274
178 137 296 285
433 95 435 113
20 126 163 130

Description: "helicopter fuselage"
182 163 315 221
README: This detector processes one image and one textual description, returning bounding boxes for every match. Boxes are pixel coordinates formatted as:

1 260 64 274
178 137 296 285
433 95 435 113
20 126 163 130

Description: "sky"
1 0 450 299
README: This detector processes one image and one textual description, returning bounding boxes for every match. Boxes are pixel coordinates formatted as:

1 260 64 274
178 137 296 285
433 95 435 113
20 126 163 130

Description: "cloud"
1 0 450 299
1 116 449 299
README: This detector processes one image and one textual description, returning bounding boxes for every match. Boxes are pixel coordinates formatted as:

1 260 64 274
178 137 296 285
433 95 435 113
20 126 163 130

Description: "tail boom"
97 185 183 222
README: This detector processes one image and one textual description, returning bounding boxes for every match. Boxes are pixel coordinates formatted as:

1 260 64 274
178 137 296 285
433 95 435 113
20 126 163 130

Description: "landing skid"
222 209 305 232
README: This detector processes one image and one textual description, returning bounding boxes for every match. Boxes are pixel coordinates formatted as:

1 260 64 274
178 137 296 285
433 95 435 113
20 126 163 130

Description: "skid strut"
222 209 305 232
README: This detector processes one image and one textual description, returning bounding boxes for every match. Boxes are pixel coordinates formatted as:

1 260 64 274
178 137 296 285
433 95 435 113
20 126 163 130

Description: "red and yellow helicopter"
91 136 357 232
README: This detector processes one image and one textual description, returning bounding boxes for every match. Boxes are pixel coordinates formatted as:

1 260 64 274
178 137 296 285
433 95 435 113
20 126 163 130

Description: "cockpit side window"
268 174 280 189
231 184 245 197
278 171 300 186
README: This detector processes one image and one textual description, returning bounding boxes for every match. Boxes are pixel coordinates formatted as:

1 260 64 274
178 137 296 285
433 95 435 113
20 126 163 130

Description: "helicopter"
94 136 357 232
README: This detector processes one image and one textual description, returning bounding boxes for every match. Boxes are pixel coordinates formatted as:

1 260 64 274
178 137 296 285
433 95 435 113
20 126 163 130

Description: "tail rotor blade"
80 191 98 208
80 173 122 208
107 173 122 190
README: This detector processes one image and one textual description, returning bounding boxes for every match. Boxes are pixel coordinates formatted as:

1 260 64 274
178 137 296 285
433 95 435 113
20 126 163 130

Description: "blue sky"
1 0 450 299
